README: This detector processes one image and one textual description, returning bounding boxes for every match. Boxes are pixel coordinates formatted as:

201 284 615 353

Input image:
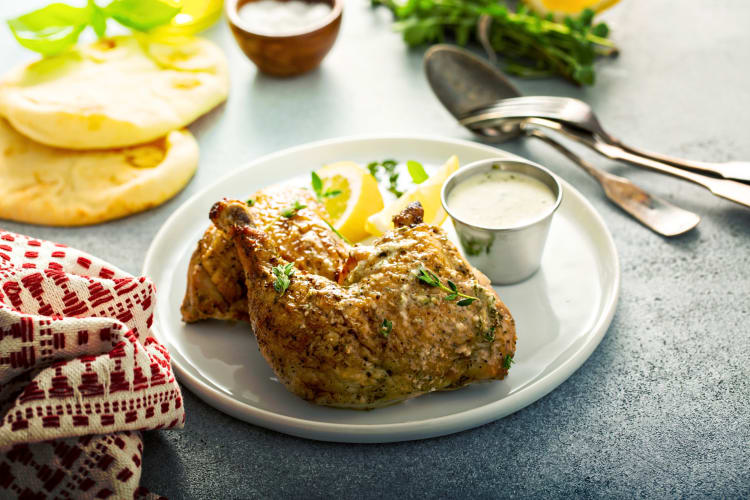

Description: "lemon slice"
365 155 459 236
315 161 384 242
523 0 620 20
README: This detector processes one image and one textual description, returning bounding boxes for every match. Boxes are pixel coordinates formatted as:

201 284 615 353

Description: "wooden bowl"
226 0 343 77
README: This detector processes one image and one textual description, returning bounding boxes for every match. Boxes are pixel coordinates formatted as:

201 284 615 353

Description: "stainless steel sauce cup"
441 158 563 285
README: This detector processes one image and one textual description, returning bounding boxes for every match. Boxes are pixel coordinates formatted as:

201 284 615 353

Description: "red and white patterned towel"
0 230 184 499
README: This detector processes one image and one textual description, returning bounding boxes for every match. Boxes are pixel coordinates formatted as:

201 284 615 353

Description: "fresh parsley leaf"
503 354 515 370
280 200 307 218
407 160 428 184
272 262 295 295
379 319 392 337
104 0 180 32
246 198 255 206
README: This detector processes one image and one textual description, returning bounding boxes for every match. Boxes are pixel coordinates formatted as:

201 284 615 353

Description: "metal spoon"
423 45 700 236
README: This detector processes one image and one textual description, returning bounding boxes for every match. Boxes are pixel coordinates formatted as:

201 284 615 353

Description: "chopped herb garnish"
280 200 307 218
416 265 478 306
367 159 404 197
387 173 403 198
382 159 397 170
311 171 342 201
379 318 393 337
323 219 351 244
271 262 295 296
367 162 380 180
246 198 255 206
407 160 429 184
383 160 403 197
311 171 323 196
484 326 496 342
503 354 514 370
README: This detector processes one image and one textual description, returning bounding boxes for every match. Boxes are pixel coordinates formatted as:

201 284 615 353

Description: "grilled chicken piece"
211 199 516 409
181 187 349 323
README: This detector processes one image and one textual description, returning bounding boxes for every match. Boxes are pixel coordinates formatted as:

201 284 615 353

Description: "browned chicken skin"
181 187 349 322
210 199 517 409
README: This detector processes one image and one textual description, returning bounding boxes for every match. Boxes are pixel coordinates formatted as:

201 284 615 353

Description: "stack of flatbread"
0 35 229 226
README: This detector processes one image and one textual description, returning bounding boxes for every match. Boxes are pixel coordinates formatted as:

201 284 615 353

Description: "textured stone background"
1 0 748 498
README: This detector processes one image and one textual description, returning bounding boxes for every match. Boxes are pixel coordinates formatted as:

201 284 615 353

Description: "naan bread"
0 36 228 150
0 118 198 226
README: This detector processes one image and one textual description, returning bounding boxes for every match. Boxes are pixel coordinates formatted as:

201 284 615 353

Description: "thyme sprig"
311 171 342 201
367 159 404 198
280 200 307 218
379 319 393 337
271 262 295 295
322 219 351 244
417 265 477 306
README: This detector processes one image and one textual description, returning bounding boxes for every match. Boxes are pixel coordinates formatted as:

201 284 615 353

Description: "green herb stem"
271 262 295 296
280 200 307 218
417 265 477 306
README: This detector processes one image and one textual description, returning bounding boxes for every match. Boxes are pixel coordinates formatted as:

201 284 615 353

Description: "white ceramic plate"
144 135 619 443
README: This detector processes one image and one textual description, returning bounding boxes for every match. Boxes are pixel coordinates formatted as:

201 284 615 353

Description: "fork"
521 117 750 209
459 96 750 183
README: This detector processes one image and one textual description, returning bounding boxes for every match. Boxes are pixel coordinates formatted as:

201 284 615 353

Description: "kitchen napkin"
0 230 184 499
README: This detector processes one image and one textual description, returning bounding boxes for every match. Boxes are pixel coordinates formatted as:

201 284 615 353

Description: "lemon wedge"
523 0 620 20
315 161 384 242
365 155 459 236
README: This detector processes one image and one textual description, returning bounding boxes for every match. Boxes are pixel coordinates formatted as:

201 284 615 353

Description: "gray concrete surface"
1 0 748 498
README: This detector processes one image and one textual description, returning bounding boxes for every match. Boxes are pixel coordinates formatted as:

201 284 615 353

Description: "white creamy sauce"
447 169 555 227
238 0 332 35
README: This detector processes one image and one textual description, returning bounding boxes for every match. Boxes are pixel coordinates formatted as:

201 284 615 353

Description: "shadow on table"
140 430 191 499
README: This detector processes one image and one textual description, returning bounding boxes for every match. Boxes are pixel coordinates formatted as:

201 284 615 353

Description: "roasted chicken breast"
210 199 516 409
181 186 349 323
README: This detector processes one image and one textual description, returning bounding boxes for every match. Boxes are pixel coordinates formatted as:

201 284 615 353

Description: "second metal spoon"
424 44 700 236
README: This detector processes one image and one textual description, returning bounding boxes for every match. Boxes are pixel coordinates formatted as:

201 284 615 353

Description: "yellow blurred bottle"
157 0 224 35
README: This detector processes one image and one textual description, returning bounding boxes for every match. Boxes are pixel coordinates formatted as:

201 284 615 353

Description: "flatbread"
0 36 228 150
0 118 198 226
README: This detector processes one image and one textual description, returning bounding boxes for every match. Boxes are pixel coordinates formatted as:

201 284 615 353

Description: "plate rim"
143 133 620 443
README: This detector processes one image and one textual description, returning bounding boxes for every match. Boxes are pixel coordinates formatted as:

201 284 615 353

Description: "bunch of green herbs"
371 0 616 85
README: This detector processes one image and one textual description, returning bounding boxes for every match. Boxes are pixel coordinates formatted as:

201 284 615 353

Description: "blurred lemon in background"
523 0 620 20
156 0 224 35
